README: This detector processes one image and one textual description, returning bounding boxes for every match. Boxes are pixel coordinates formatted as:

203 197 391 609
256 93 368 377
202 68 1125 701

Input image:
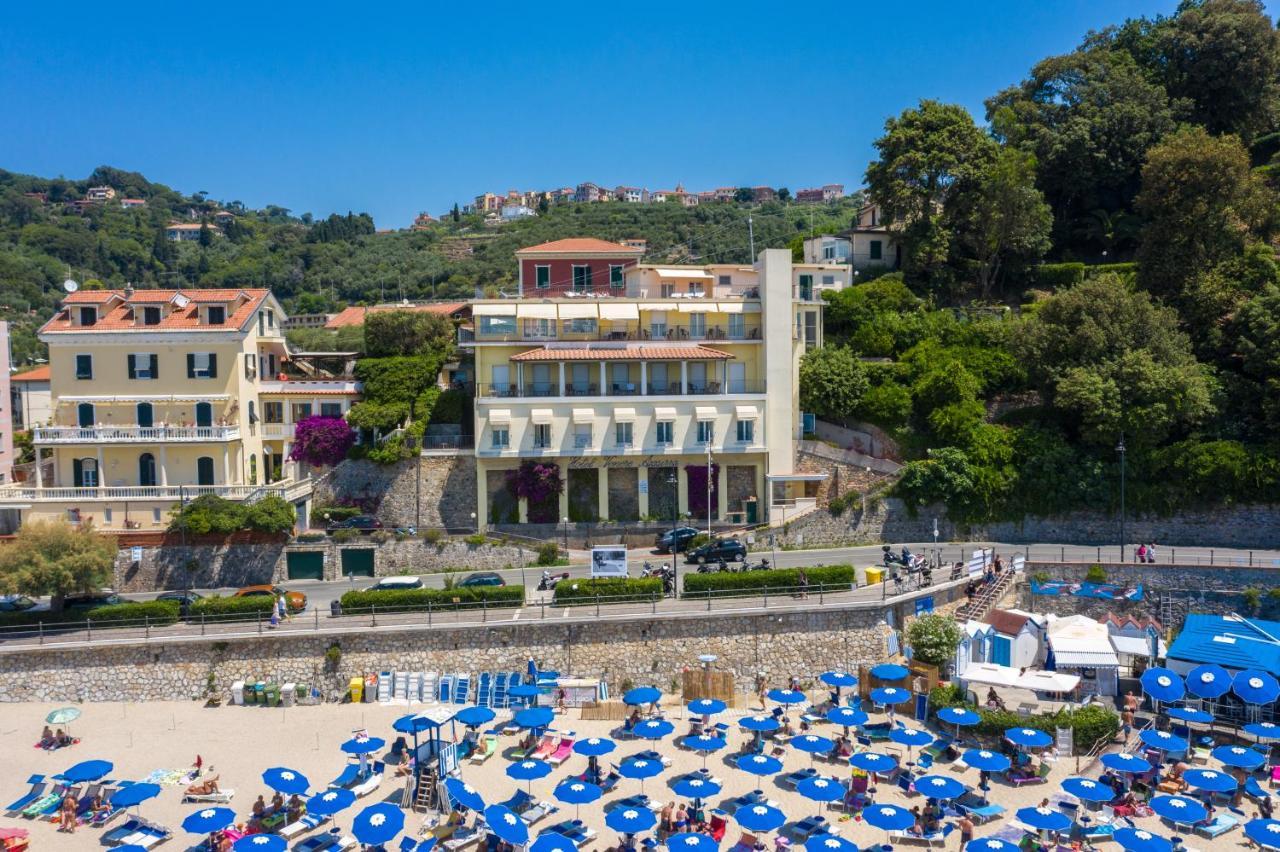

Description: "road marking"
512 610 521 621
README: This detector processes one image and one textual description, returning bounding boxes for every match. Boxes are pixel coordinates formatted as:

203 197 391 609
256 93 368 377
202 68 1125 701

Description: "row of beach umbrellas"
1141 664 1280 705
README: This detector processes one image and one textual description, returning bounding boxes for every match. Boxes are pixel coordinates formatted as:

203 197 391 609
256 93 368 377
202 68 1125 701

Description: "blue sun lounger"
4 775 46 815
328 763 362 789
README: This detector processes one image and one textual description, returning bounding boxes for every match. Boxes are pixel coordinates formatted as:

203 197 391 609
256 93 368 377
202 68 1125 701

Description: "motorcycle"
537 570 570 591
882 544 925 571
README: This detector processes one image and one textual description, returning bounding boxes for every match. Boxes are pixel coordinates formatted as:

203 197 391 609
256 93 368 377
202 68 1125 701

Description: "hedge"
190 595 278 620
928 685 1119 754
339 585 524 611
553 578 662 606
1033 262 1085 290
682 565 856 597
0 600 180 628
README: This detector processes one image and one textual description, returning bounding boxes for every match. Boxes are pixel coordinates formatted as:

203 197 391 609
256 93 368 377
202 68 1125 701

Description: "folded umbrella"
573 736 616 756
687 698 727 716
819 671 859 689
869 687 911 705
767 689 806 705
870 664 908 681
1185 664 1232 699
1148 795 1207 824
234 836 286 852
736 754 782 776
262 767 309 795
849 752 897 774
913 775 965 800
1015 806 1071 833
1004 727 1053 749
1245 818 1280 850
1183 768 1237 793
605 806 657 835
623 686 662 706
861 803 913 832
182 807 236 834
352 802 404 847
484 804 530 846
1234 670 1280 706
1213 744 1266 769
825 707 867 727
1113 828 1172 852
1061 777 1113 802
796 776 845 803
734 804 786 833
306 788 356 816
444 778 485 812
961 749 1010 773
1140 668 1185 704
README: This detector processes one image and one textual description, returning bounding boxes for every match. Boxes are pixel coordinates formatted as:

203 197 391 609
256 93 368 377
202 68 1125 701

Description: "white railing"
259 423 296 438
34 425 241 443
0 479 311 503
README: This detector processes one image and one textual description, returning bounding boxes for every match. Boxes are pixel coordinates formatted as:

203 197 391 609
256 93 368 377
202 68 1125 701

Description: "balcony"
0 479 313 503
34 425 241 444
476 380 766 399
259 423 296 439
473 323 763 344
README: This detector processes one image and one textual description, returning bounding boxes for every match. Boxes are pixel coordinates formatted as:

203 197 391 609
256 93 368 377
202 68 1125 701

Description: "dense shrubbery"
190 595 278 619
682 565 855 596
339 586 523 611
0 600 180 627
168 495 296 535
552 578 662 605
927 684 1118 753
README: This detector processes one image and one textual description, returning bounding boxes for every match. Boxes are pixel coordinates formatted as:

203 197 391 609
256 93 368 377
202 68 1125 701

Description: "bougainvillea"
685 463 720 520
289 416 357 467
507 461 563 523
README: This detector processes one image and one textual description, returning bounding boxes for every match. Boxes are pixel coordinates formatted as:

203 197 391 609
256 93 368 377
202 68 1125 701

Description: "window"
572 265 591 292
136 402 154 428
688 313 706 338
697 421 714 444
479 316 516 336
656 421 674 445
207 305 225 325
728 314 745 339
143 306 161 325
610 265 624 289
822 275 835 287
187 352 217 378
197 457 215 485
258 312 265 335
615 422 633 447
688 281 705 296
649 311 668 339
737 420 755 443
524 318 556 339
73 458 98 487
804 311 818 348
491 428 510 448
660 282 675 298
75 354 93 380
79 306 97 326
535 265 551 290
320 402 342 418
267 309 275 328
128 353 157 379
798 274 814 300
291 403 313 423
649 363 669 393
822 243 836 260
869 240 883 261
263 402 284 423
565 318 597 334
688 362 707 392
573 424 592 448
139 453 157 487
533 424 552 448
718 275 732 288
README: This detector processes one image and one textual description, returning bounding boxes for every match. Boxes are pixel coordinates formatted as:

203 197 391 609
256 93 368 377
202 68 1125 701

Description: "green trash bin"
296 683 308 700
264 683 281 707
253 681 266 705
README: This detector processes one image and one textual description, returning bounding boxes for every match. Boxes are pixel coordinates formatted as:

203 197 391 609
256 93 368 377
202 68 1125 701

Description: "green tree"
798 346 869 421
0 520 116 610
906 613 963 669
734 187 755 203
363 310 454 358
198 220 213 247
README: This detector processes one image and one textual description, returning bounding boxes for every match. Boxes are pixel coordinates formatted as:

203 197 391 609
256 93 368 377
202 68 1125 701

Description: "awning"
640 303 672 311
1111 635 1165 658
516 303 558 319
678 302 717 313
695 407 717 420
959 663 1082 693
1050 648 1120 668
717 302 761 313
1017 671 1084 693
614 408 637 423
531 408 554 424
654 407 678 420
735 405 759 419
473 303 517 317
600 303 640 320
766 472 829 481
573 408 595 424
487 409 511 426
654 268 715 280
58 394 231 403
558 304 598 320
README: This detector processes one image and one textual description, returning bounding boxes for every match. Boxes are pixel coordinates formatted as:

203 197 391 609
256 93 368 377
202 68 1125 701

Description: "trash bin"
295 683 308 701
253 681 266 705
231 680 246 706
349 677 364 703
281 683 296 707
330 600 342 617
264 683 281 707
363 673 378 703
865 566 884 586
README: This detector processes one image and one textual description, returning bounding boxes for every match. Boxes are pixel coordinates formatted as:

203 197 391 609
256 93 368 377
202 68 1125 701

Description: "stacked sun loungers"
102 817 172 849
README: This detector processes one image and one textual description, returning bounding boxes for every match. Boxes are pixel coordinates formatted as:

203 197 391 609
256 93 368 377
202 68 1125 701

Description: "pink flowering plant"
289 416 357 467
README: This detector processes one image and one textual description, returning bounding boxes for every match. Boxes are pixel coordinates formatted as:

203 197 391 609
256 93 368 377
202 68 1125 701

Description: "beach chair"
548 738 574 766
529 734 558 760
500 789 536 815
279 813 329 839
328 763 361 790
890 823 954 848
729 831 759 852
1247 776 1276 803
708 813 728 843
476 673 493 707
441 826 481 852
24 783 77 819
438 675 454 704
520 801 558 825
4 777 46 816
922 736 952 762
955 793 1005 824
454 673 472 704
786 816 828 841
1194 812 1240 839
182 787 234 804
723 791 765 815
599 771 621 793
351 764 382 798
1008 763 1050 786
469 735 499 765
779 768 817 790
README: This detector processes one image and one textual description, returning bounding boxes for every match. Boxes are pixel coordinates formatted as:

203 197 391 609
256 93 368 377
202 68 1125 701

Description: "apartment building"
801 202 901 271
10 365 52 432
795 184 845 204
466 239 845 529
0 288 357 532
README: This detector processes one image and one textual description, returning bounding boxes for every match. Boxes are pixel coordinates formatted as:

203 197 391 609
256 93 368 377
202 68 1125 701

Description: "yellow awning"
600 303 640 320
516 303 558 319
558 304 599 319
473 303 517 317
678 302 717 313
614 408 637 423
640 303 673 311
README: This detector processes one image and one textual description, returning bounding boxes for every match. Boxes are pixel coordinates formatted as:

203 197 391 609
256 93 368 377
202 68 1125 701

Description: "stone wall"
315 455 478 529
793 444 897 509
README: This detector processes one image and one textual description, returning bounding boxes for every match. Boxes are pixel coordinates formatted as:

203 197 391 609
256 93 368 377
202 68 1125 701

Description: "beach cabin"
1045 614 1121 697
1166 613 1280 723
1102 613 1165 676
982 609 1044 669
954 620 997 676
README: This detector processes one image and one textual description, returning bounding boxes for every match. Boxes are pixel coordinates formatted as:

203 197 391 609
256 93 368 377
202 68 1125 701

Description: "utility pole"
748 216 755 260
706 443 713 537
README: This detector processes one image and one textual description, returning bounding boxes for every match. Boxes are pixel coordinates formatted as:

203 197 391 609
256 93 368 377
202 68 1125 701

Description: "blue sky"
1 1 1273 228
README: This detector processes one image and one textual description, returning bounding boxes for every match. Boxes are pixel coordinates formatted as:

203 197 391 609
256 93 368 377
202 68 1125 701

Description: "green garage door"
286 551 324 580
340 548 375 577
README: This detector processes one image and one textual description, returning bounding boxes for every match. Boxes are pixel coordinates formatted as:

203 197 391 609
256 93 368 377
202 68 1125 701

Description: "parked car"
155 590 203 613
654 526 701 554
684 538 748 564
458 572 505 588
0 594 40 612
365 576 423 592
328 515 383 531
62 591 123 610
233 585 307 612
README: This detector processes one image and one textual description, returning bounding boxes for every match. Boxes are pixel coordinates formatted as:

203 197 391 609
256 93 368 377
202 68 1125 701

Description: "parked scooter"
537 570 570 591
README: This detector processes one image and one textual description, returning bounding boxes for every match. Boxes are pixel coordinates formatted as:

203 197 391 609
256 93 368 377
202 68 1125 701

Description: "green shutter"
187 353 196 378
127 354 136 380
73 458 83 487
207 353 217 378
150 354 159 379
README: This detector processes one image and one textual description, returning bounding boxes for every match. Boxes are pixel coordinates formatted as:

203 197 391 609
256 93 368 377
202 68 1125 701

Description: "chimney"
123 282 135 299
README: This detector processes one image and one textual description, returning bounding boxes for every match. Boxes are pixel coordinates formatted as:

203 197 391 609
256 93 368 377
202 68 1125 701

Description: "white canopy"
600 303 640 320
654 268 714 280
530 408 554 424
614 408 637 423
559 304 599 319
516 303 558 319
717 302 761 313
678 302 717 313
473 303 517 316
959 662 1082 693
572 408 595 424
487 409 511 426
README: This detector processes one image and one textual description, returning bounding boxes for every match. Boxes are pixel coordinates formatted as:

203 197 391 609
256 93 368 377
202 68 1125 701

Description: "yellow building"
469 246 841 529
0 288 353 532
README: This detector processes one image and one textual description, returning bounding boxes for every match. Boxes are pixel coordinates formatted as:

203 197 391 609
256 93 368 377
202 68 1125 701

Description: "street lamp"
470 511 477 533
668 472 679 595
1117 433 1127 562
562 516 570 556
705 442 713 537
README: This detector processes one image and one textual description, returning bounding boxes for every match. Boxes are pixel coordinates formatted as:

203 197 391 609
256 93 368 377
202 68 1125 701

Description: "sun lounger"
889 824 954 848
1194 813 1240 839
500 790 536 814
787 816 828 841
1008 764 1050 786
778 768 818 790
954 794 1005 824
599 771 621 793
104 818 171 849
543 821 594 847
280 813 330 839
548 738 574 766
530 735 558 760
922 736 952 762
104 818 147 846
296 830 357 852
24 784 76 819
442 826 481 852
708 814 727 843
1247 776 1276 802
183 788 235 804
260 811 289 832
131 823 172 849
350 772 382 798
521 801 557 825
469 736 498 765
609 794 652 813
4 777 46 816
723 791 766 815
328 764 361 789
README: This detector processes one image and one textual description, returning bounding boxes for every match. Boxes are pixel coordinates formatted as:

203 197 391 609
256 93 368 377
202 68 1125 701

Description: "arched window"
139 453 157 487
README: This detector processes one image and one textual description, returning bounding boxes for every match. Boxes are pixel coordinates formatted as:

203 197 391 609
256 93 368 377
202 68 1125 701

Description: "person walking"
958 813 975 846
1135 544 1146 564
1146 542 1157 564
277 592 290 622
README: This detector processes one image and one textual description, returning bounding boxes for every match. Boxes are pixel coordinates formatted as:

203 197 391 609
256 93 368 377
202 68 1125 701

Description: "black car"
62 591 123 610
458 572 506 588
155 590 203 613
684 538 748 564
654 526 701 554
329 515 383 531
0 594 39 612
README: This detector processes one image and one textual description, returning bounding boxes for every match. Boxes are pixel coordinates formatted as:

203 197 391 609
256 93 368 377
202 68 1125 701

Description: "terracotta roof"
42 288 270 334
983 609 1032 636
61 291 122 304
165 223 204 230
515 238 646 255
325 302 470 329
10 365 50 382
126 291 180 302
1100 612 1163 632
510 345 731 362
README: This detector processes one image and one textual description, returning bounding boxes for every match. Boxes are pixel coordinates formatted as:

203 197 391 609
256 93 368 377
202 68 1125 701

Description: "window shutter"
187 353 195 378
207 353 218 378
73 459 83 488
150 354 158 379
127 354 136 380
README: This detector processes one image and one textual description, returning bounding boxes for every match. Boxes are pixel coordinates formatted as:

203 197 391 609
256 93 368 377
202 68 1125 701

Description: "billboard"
590 545 628 578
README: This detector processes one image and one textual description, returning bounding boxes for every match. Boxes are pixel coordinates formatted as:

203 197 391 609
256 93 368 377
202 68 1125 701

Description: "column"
681 361 688 395
517 363 525 396
558 482 569 526
676 466 689 520
222 446 230 485
640 362 648 396
599 361 607 395
597 467 608 521
717 462 728 522
558 362 566 396
95 447 104 490
34 448 42 488
159 446 168 487
637 466 650 518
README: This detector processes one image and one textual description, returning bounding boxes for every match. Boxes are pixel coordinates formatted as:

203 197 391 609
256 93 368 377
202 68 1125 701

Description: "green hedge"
315 506 362 523
190 595 277 620
928 685 1118 754
553 578 662 606
683 564 855 596
1083 262 1138 281
338 585 524 611
0 600 180 628
1033 262 1085 290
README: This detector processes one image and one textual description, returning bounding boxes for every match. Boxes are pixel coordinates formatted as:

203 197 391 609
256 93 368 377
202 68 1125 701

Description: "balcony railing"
0 479 312 503
34 425 241 444
259 423 296 438
476 380 766 399
473 323 763 343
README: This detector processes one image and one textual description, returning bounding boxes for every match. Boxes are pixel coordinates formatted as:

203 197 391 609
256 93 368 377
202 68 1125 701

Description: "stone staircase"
953 570 1015 623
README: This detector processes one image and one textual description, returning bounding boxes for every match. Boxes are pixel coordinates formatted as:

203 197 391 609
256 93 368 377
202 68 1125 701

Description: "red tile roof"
61 291 122 304
41 289 270 334
983 609 1033 636
515 238 646 255
325 302 469 329
510 345 731 362
10 365 50 382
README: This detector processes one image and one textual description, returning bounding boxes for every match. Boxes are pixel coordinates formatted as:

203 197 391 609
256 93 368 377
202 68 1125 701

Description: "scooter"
537 570 570 591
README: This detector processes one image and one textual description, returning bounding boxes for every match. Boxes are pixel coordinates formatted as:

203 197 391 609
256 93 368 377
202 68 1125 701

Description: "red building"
514 238 646 296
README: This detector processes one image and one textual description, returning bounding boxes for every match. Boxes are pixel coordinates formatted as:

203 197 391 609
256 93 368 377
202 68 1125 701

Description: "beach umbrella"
1101 753 1153 774
454 706 497 729
792 734 834 755
1148 795 1207 824
1234 670 1280 706
110 783 160 809
870 664 909 681
673 776 722 801
414 840 437 852
624 686 662 706
1140 668 1185 704
619 758 663 792
606 806 657 835
962 749 1011 773
1246 722 1280 741
262 767 310 795
1185 664 1232 699
1139 729 1188 752
530 834 578 852
509 683 540 699
797 776 845 803
805 836 857 852
1015 806 1071 833
1183 768 1237 793
484 805 530 847
1004 727 1053 749
339 735 385 755
826 707 867 727
307 788 356 817
514 707 554 730
182 807 236 834
819 671 859 689
914 775 966 800
507 759 552 783
393 715 434 735
553 781 601 818
870 687 911 706
889 728 932 749
669 833 718 852
1166 707 1212 724
574 736 616 757
688 698 727 716
1114 828 1172 852
111 846 145 852
635 719 674 740
965 841 1018 852
62 760 113 783
352 802 404 847
1061 777 1113 802
734 804 786 833
683 734 727 753
849 752 897 774
45 707 81 726
1213 744 1266 769
937 707 980 727
444 778 485 812
862 803 913 832
1246 818 1280 849
234 835 286 852
736 754 783 776
738 715 781 733
767 688 807 705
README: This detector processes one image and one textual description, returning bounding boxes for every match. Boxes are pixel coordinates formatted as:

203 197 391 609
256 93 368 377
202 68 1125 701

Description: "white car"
364 575 423 592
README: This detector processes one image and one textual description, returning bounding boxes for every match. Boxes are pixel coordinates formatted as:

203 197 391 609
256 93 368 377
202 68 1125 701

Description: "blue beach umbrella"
340 735 385 755
1246 818 1280 849
1214 744 1266 769
870 664 909 681
889 727 932 748
805 835 858 852
669 833 719 852
849 752 897 774
826 707 867 727
1235 670 1280 705
914 775 966 800
262 767 310 795
1016 806 1071 833
606 806 657 835
484 805 530 847
734 804 786 833
62 760 113 783
870 687 911 705
737 754 783 776
792 734 834 755
531 834 578 852
1114 828 1172 852
507 759 552 783
514 707 554 730
234 836 286 852
673 776 722 800
1186 664 1232 699
352 802 404 847
1140 668 1185 704
797 776 845 803
444 777 485 812
1246 722 1280 741
553 780 602 807
635 719 674 740
738 715 781 733
862 803 913 832
110 783 161 809
683 734 727 753
937 707 981 727
454 706 497 729
1166 707 1212 724
819 671 859 689
1149 795 1208 824
393 715 433 736
574 736 616 757
619 758 664 782
1101 753 1153 774
1061 777 1113 802
1183 768 1237 793
624 686 662 706
688 698 727 716
965 841 1018 852
1005 727 1053 749
962 749 1011 773
508 683 540 698
767 689 807 705
182 807 236 835
1140 729 1188 752
307 788 356 817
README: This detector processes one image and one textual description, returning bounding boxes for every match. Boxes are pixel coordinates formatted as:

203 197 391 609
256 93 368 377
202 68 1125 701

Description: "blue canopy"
870 687 912 705
234 836 286 852
964 841 1018 852
889 728 932 748
506 759 552 782
1213 744 1266 769
819 671 859 688
1101 753 1153 774
1183 768 1237 793
553 781 601 805
1140 668 1185 703
736 754 783 776
574 736 616 756
825 707 867 727
672 776 722 800
110 783 161 808
530 834 578 852
738 715 781 733
862 803 913 831
1004 727 1053 749
682 734 727 753
444 777 485 812
623 686 662 706
62 760 113 783
849 752 897 774
1113 828 1172 852
182 807 236 834
339 735 385 755
796 776 844 803
352 802 404 846
514 707 554 729
1166 707 1213 724
791 734 834 754
618 758 663 780
734 804 786 832
962 749 1011 773
1235 670 1280 705
1186 664 1232 699
1246 818 1280 850
805 835 858 852
605 805 657 835
913 775 966 800
307 788 356 817
454 706 497 728
508 684 540 698
687 699 727 716
1140 729 1188 752
668 833 718 852
937 707 980 727
635 719 674 740
262 767 310 795
1149 794 1207 824
1015 806 1071 832
766 689 806 705
870 664 909 681
393 715 435 735
1061 777 1113 802
1246 722 1280 741
484 804 530 846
